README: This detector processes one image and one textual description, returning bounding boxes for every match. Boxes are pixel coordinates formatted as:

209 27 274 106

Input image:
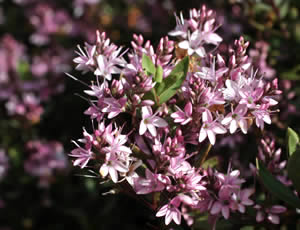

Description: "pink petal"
256 211 264 222
222 206 230 219
270 205 287 214
212 124 227 134
156 205 168 217
211 202 222 215
173 210 181 225
152 117 168 127
165 209 173 225
267 214 280 224
185 102 193 115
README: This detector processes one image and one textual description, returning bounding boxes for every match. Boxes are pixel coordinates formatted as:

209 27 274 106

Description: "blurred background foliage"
0 0 300 229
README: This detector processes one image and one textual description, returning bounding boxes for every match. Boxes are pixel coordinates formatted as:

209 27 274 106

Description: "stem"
194 142 212 168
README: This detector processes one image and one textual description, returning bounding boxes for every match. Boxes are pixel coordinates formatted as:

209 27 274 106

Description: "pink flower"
102 97 127 119
99 152 129 183
199 110 227 145
156 195 194 225
195 58 228 84
134 169 168 194
210 187 235 219
156 198 182 225
73 43 96 73
171 102 192 125
139 106 168 137
221 104 248 134
70 141 94 169
255 205 286 224
251 105 271 130
178 30 206 57
231 188 254 213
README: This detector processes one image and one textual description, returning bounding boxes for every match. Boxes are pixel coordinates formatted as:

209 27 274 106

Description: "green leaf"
157 56 189 104
142 54 156 76
202 156 219 169
154 65 163 83
279 1 289 19
17 61 31 80
256 159 300 208
287 127 299 156
288 148 300 193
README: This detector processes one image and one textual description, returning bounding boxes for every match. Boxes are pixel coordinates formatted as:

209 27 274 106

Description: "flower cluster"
70 6 284 227
25 140 68 187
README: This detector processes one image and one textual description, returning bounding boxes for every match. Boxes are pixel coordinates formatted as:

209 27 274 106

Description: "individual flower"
171 102 193 125
99 152 129 183
139 106 168 137
134 169 168 194
221 104 248 134
199 109 226 145
254 205 287 224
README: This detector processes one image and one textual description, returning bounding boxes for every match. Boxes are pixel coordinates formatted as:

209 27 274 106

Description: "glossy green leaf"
157 56 189 104
256 159 300 208
142 54 156 76
288 148 300 193
287 127 299 156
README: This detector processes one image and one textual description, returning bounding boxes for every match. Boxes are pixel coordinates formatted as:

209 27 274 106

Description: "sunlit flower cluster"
70 6 285 227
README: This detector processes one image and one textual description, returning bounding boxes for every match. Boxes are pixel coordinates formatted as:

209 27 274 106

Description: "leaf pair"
142 54 189 105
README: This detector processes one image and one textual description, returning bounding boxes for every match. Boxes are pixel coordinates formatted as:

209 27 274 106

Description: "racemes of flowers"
70 5 283 228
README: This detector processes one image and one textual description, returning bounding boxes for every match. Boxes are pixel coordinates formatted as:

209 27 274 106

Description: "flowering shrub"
1 0 300 229
70 5 300 229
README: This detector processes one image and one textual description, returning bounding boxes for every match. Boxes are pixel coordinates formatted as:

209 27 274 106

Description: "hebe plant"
69 5 300 229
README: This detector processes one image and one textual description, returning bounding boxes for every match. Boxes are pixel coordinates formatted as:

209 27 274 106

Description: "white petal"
263 114 271 124
178 40 190 50
195 47 206 57
207 129 216 145
221 116 233 125
147 124 157 137
238 119 248 134
199 128 207 142
99 165 109 177
109 167 118 183
139 121 147 135
156 205 168 217
229 120 238 134
142 106 152 118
